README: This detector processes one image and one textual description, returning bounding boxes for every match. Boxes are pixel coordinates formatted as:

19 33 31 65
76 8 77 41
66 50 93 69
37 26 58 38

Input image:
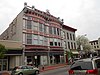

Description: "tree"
0 44 7 59
76 35 91 51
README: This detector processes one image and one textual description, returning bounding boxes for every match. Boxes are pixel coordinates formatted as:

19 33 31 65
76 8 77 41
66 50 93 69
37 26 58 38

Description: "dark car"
69 57 100 75
11 65 39 75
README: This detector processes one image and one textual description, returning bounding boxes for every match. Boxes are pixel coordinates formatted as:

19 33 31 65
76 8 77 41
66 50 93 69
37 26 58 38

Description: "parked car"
11 65 39 75
69 57 100 75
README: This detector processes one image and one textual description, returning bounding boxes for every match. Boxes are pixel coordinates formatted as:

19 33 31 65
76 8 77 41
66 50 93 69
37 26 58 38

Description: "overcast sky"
0 0 100 40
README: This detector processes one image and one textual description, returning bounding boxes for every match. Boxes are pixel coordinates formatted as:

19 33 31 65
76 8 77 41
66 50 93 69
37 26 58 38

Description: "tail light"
69 70 74 74
86 69 98 74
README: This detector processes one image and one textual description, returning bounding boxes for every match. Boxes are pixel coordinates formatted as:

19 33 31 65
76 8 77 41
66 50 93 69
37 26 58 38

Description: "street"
39 66 69 75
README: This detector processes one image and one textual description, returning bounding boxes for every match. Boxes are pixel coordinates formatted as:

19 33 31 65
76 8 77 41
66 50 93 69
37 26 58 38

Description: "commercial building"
89 38 100 56
62 25 77 63
0 3 77 70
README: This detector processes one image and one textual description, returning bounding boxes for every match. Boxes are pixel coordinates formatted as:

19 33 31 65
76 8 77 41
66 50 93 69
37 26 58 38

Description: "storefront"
0 59 8 71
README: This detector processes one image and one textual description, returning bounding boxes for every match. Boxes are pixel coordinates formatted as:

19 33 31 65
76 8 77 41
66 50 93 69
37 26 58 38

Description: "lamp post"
22 45 25 65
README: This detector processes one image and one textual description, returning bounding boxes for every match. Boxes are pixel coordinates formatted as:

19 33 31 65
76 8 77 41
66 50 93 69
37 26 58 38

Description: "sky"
0 0 100 41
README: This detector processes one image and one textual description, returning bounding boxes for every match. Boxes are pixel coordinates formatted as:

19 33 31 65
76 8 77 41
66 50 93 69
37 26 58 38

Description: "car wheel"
18 73 23 75
35 70 39 75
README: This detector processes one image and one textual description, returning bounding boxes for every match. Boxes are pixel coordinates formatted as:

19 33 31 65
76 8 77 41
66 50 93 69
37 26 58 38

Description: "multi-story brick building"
0 3 77 70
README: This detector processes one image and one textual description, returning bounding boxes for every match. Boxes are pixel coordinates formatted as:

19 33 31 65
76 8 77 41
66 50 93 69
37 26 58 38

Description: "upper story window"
57 28 60 35
67 33 69 40
71 42 73 49
39 23 44 32
39 36 44 45
44 25 47 33
33 21 38 31
50 38 53 46
54 27 56 35
26 34 32 44
26 20 32 29
73 34 75 41
33 35 38 45
97 46 99 48
44 37 48 46
96 41 98 44
49 26 53 34
64 41 67 49
68 42 70 49
39 23 42 32
70 33 72 40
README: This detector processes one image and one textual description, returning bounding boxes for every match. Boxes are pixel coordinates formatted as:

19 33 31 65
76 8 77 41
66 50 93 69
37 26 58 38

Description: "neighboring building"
89 38 100 56
0 3 77 70
0 40 22 71
62 25 77 62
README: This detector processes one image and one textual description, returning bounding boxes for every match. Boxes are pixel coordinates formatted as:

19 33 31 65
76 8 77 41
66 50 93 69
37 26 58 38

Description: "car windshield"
70 61 93 70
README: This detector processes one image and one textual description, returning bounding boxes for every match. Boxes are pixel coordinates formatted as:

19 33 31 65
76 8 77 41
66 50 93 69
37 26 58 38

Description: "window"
94 42 95 45
49 26 52 34
50 38 54 46
39 23 44 32
54 27 56 35
33 35 38 45
64 41 67 49
39 23 42 32
27 34 32 44
74 43 76 49
70 33 72 40
73 34 75 41
39 36 44 45
67 33 69 40
44 37 48 46
58 42 61 46
94 46 96 48
96 42 98 44
71 42 73 49
71 61 93 70
57 28 60 35
55 42 57 46
68 42 70 49
44 25 47 33
33 21 38 31
50 42 53 46
26 20 32 29
97 46 99 48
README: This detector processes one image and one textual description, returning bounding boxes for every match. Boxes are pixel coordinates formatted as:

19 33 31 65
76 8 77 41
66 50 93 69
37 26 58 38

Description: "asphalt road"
39 66 69 75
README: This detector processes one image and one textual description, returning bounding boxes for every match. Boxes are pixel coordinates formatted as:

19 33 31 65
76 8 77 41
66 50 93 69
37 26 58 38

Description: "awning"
72 51 79 54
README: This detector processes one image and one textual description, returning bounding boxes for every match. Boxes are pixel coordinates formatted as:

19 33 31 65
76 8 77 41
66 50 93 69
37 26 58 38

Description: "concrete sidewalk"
39 63 68 72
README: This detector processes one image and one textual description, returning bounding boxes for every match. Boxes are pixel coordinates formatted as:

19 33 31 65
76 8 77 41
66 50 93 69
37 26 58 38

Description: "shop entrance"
0 59 8 71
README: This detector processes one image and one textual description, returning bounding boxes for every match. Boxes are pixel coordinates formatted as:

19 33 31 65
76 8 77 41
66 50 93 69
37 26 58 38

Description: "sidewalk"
39 63 68 72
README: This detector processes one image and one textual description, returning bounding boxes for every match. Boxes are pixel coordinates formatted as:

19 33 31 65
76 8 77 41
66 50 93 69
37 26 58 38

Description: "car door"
21 66 29 75
27 66 35 75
